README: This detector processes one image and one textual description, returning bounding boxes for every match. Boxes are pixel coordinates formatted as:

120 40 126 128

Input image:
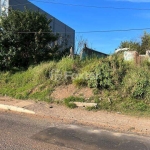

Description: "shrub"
66 102 77 109
0 9 58 70
32 61 56 82
135 102 148 111
123 67 150 100
56 57 75 72
93 89 100 95
73 73 88 87
87 55 127 90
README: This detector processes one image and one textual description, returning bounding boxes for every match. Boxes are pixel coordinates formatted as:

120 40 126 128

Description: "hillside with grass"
0 54 150 116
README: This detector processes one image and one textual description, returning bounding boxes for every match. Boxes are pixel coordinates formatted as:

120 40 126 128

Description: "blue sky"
29 0 150 54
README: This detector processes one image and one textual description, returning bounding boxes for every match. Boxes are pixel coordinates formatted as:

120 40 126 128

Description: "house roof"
82 44 108 56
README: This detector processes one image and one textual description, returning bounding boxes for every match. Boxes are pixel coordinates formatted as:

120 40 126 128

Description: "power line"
12 27 150 34
76 27 150 33
3 1 150 33
7 0 150 11
29 0 150 11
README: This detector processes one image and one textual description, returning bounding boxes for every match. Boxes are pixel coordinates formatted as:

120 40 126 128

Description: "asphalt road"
0 110 150 150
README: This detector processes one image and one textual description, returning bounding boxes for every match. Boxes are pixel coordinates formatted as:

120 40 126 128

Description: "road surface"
0 110 150 150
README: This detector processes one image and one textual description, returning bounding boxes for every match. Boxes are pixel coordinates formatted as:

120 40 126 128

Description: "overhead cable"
6 0 150 11
12 27 150 34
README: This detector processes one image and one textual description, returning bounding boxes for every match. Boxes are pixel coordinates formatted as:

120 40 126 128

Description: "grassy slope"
0 55 150 116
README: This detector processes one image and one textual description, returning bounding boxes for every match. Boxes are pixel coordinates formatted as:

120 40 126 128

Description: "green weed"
64 96 85 108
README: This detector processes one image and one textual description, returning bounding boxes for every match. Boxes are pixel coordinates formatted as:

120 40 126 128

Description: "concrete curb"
0 104 35 114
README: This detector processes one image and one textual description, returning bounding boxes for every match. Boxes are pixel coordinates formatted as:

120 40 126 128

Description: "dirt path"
0 96 150 137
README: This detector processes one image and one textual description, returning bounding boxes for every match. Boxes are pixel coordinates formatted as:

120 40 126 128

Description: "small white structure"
124 50 150 64
146 50 150 57
115 48 130 53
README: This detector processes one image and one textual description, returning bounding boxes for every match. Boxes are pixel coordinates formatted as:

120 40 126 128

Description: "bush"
0 9 58 70
32 61 56 82
87 55 127 89
56 57 75 72
123 67 150 100
73 73 88 87
135 102 148 111
66 102 77 109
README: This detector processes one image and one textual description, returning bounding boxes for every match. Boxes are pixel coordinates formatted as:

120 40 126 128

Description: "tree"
0 8 58 70
118 41 141 53
117 32 150 54
141 32 150 54
75 36 89 54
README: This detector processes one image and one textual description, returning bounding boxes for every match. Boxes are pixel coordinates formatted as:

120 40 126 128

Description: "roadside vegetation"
0 54 150 117
0 9 150 117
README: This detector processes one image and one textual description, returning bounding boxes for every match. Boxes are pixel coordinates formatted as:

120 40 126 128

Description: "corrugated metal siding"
9 0 75 50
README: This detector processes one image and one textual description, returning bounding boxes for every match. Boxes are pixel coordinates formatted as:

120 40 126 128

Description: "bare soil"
51 84 93 100
0 84 150 137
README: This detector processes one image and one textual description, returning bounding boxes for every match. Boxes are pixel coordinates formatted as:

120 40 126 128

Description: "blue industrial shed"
0 0 75 52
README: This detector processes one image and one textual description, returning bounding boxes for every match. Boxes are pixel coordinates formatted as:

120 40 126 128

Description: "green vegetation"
0 9 69 71
117 31 150 54
0 62 57 102
64 96 85 109
0 54 150 116
1 5 150 117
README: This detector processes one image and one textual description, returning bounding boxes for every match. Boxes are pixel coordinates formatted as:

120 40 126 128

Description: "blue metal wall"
9 0 75 52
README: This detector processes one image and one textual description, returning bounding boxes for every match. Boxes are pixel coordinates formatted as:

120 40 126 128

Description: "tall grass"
0 54 150 116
